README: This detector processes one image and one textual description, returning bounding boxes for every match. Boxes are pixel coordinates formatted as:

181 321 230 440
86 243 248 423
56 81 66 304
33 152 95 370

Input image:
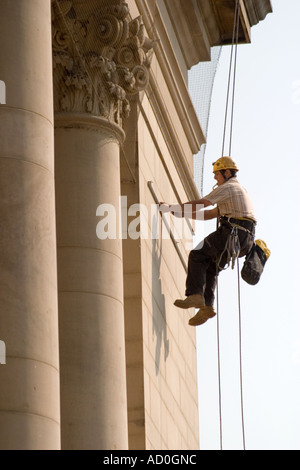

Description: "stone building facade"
0 0 271 450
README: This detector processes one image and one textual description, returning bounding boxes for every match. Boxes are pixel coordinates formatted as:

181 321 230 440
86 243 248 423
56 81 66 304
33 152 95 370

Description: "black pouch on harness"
241 239 270 285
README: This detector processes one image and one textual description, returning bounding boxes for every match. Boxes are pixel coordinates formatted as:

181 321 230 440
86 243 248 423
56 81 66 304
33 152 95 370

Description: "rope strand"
216 279 223 450
237 258 246 450
216 0 247 451
229 3 241 155
221 0 241 157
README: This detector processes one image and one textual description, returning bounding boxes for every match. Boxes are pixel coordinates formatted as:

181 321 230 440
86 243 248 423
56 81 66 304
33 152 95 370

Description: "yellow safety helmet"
212 156 239 173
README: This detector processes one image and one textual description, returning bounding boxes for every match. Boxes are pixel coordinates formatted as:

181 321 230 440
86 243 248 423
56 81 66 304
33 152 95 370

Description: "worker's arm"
203 206 218 220
159 199 214 219
180 198 212 212
186 205 218 221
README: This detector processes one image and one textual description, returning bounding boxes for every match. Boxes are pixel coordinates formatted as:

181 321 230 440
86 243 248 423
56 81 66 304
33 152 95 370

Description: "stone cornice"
138 0 205 152
244 0 273 26
163 0 272 68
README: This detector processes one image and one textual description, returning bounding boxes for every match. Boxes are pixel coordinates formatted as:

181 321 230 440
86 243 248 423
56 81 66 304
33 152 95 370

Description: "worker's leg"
185 227 227 297
203 247 230 307
187 256 220 326
203 259 218 307
175 226 231 309
185 246 210 297
173 246 209 308
188 226 255 326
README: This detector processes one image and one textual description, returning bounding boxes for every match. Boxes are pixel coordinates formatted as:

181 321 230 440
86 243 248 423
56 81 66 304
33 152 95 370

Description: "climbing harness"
217 217 255 271
217 225 241 271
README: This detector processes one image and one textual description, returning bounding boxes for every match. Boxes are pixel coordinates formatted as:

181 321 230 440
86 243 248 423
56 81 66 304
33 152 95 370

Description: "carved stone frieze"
52 0 154 128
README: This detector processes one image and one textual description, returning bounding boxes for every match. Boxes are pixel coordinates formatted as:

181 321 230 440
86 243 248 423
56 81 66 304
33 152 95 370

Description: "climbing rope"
237 256 246 450
215 277 223 450
215 0 247 451
221 0 240 158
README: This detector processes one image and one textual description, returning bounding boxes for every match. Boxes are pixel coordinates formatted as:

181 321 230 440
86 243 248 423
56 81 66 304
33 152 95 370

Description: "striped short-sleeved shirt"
204 177 256 222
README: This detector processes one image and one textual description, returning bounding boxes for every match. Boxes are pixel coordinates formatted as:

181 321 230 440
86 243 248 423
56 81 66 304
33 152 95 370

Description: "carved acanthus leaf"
52 0 154 127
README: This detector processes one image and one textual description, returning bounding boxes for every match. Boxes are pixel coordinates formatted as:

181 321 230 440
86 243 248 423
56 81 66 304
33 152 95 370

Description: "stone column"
52 0 153 449
0 0 60 449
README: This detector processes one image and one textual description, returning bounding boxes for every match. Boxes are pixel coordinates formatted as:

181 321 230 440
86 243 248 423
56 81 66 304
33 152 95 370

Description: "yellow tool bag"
241 239 271 285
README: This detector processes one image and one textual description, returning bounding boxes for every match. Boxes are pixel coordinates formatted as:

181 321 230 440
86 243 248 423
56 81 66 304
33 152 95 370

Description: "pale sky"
191 0 300 450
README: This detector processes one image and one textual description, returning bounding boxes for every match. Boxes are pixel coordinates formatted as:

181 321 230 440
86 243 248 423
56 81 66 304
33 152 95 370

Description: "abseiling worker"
160 156 256 327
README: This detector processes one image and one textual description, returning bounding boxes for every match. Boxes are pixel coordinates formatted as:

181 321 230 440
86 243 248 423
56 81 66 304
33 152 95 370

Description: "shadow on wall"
152 214 169 375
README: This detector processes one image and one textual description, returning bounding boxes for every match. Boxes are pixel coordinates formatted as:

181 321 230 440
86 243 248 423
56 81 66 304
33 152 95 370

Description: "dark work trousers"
185 221 255 307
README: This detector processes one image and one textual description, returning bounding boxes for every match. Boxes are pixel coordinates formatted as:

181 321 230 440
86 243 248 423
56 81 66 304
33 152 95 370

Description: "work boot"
174 294 205 309
188 306 216 326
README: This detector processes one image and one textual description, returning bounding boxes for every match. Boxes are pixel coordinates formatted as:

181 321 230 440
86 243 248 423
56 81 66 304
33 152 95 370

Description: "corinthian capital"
52 0 154 127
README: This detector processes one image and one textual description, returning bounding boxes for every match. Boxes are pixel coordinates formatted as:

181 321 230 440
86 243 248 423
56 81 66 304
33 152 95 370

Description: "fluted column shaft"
55 118 128 449
0 0 60 449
